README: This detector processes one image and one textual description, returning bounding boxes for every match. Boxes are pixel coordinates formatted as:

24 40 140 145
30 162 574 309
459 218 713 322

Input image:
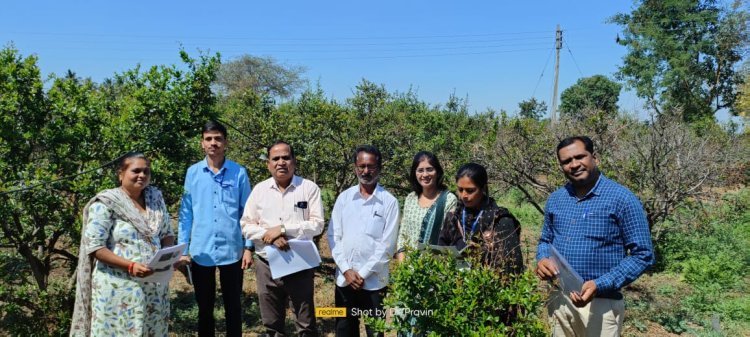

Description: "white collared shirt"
241 175 325 259
327 184 400 290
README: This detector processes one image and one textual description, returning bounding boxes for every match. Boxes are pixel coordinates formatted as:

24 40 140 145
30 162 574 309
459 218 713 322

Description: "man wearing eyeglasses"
327 145 400 337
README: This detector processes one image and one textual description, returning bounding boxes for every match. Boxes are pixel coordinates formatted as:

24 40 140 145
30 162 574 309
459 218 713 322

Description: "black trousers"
192 260 244 337
255 256 318 337
335 285 386 337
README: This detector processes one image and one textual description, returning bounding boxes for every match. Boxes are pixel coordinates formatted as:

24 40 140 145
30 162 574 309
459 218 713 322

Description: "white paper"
264 239 321 279
139 243 187 283
549 245 584 295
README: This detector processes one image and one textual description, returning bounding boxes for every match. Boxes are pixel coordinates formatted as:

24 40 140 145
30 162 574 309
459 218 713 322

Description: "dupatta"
69 186 166 337
418 190 448 245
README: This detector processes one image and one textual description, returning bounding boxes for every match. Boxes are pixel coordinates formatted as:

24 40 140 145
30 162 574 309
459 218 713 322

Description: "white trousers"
547 290 624 337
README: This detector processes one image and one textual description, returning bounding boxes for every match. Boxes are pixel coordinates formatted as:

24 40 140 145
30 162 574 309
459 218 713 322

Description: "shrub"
658 191 750 288
375 248 546 336
0 277 73 336
646 189 750 334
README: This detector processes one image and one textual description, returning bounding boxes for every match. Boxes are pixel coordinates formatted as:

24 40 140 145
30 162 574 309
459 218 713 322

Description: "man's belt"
595 291 623 300
255 254 269 265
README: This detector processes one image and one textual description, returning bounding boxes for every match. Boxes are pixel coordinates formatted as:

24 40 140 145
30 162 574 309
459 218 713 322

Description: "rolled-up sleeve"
240 190 265 243
84 202 113 255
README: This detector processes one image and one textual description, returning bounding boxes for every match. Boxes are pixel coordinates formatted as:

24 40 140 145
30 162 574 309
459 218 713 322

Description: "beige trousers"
547 291 624 337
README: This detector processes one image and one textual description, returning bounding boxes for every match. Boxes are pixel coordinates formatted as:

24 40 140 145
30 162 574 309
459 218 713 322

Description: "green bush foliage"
0 45 219 335
377 248 546 336
1 35 749 335
0 251 72 336
658 191 750 287
640 190 750 334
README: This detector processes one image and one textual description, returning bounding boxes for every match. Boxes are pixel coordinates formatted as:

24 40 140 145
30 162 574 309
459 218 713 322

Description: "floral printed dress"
396 191 457 252
84 201 173 336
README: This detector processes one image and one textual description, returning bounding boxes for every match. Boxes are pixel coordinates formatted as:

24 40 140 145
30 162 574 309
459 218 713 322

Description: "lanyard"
460 208 483 241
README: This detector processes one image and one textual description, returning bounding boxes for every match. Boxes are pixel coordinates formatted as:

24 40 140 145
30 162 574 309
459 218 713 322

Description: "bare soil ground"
166 227 693 336
168 234 381 337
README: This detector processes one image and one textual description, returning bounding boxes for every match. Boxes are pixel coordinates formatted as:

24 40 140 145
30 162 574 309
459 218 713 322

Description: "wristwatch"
280 225 287 236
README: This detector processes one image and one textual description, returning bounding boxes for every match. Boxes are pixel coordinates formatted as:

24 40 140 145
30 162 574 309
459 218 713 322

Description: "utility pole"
551 24 562 122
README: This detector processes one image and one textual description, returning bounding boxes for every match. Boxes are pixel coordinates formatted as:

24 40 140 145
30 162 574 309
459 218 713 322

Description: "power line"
0 154 126 196
532 49 554 98
218 118 261 145
566 45 585 78
283 47 552 61
2 30 554 42
19 35 554 48
19 40 553 55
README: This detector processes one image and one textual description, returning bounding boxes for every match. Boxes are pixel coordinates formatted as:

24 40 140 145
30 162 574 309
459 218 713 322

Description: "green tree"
735 63 750 120
348 79 389 115
610 0 749 121
559 75 621 118
517 97 548 120
218 79 490 217
0 48 108 291
214 54 306 98
0 46 220 335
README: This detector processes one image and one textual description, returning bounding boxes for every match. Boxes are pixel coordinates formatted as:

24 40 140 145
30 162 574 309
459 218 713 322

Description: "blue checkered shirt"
536 174 654 295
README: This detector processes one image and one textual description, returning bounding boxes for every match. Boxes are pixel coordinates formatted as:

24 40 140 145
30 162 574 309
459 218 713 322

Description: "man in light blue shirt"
177 121 253 337
328 145 400 337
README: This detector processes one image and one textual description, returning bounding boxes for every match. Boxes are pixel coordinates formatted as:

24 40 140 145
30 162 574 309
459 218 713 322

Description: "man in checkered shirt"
536 136 654 337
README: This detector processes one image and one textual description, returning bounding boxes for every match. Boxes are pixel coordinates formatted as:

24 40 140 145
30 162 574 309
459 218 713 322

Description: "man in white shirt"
241 141 325 337
327 145 400 337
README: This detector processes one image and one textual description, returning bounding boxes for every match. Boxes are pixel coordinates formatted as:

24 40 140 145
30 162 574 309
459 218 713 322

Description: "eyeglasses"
355 164 379 172
416 167 436 174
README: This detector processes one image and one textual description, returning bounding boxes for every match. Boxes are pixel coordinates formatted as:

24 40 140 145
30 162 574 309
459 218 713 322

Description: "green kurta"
396 191 457 252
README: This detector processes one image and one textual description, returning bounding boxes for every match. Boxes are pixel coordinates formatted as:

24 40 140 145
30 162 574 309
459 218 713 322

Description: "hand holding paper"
548 246 584 296
139 243 187 283
263 239 321 279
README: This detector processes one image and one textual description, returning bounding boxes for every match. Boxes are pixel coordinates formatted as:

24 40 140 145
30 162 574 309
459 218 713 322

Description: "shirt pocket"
220 179 239 212
584 211 618 243
365 216 387 239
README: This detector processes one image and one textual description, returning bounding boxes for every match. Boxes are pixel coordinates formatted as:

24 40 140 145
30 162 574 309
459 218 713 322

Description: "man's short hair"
202 120 228 138
556 136 595 158
353 145 382 167
267 140 296 159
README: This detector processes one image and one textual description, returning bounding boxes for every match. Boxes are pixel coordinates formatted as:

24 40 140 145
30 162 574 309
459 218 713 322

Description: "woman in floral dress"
71 152 174 336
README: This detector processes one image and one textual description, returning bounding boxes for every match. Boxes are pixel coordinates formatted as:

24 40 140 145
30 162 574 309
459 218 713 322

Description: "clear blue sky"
0 1 737 120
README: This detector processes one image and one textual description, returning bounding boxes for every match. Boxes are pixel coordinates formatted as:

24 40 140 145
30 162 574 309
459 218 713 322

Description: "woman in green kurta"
395 151 457 261
70 152 174 336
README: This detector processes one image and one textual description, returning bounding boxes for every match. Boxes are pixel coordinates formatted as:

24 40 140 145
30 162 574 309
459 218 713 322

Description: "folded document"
264 239 322 279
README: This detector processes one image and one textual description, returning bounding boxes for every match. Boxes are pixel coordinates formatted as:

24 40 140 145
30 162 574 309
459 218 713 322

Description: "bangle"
128 262 136 276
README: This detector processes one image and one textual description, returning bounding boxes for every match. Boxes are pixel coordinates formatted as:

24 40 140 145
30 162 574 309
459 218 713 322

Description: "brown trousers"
255 256 318 337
